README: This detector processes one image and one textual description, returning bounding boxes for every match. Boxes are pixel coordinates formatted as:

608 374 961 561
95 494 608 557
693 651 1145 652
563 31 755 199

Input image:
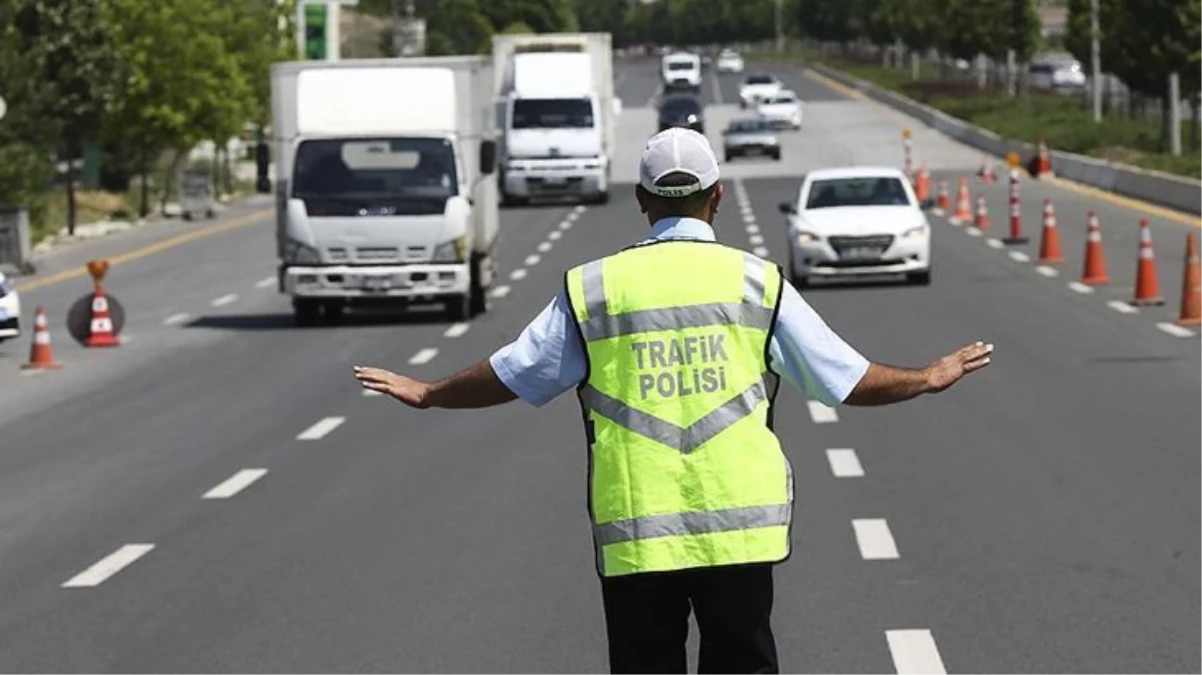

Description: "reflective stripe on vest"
565 241 793 577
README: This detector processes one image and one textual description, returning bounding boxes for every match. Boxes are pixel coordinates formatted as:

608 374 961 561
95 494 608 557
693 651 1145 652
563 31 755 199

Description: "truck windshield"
512 99 594 129
292 137 458 202
667 61 696 71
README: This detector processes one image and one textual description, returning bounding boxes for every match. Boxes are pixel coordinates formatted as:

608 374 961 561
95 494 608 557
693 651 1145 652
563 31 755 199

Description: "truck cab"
661 52 702 93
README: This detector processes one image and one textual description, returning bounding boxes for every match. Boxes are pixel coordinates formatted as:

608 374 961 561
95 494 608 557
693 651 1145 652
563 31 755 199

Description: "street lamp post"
1090 0 1102 122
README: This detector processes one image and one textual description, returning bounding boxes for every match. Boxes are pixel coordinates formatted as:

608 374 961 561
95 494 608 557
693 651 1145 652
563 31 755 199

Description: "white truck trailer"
492 33 618 206
270 56 499 325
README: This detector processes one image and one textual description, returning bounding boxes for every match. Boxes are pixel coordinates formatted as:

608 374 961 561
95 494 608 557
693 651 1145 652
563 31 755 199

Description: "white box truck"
270 57 499 325
492 33 618 206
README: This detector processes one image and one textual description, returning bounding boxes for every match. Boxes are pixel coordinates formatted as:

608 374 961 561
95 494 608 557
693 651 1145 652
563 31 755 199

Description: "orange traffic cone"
1037 199 1063 264
21 305 61 370
1003 169 1028 245
972 196 990 230
977 156 996 183
1131 218 1164 306
935 180 950 214
1176 232 1201 326
950 178 972 224
1035 138 1053 177
1080 211 1110 285
915 165 930 203
85 284 120 347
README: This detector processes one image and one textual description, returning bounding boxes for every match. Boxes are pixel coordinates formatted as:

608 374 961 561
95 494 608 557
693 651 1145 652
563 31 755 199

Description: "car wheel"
445 293 471 322
293 299 320 327
907 270 932 286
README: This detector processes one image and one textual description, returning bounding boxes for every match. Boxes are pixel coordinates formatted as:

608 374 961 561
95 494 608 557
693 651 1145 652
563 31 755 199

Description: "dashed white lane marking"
559 220 573 230
548 230 563 241
746 224 760 234
753 246 770 258
852 518 899 560
573 205 587 215
1157 322 1196 338
1068 281 1095 294
1008 251 1030 263
362 388 383 397
1036 265 1059 277
510 268 528 281
742 213 757 224
966 227 983 237
525 254 541 266
255 276 276 289
986 238 1004 249
740 203 753 213
825 449 864 478
886 629 947 675
806 400 839 424
211 293 238 307
163 312 191 326
1107 300 1139 315
203 469 268 499
538 241 553 253
444 322 470 338
297 416 345 440
491 285 512 298
749 234 765 246
62 544 155 588
408 348 439 365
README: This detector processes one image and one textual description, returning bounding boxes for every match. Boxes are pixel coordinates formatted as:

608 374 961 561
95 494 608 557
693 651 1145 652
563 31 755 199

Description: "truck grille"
356 247 400 262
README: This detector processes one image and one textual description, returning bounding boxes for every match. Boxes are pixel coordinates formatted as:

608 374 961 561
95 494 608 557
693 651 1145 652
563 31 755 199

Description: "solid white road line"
203 469 268 499
986 238 1004 249
1068 281 1095 294
1157 322 1196 338
297 416 345 440
825 449 864 478
886 629 947 675
806 400 839 424
749 234 765 246
255 276 276 289
525 254 541 266
852 519 899 560
1008 251 1030 263
491 285 512 298
62 544 155 588
510 268 528 281
408 348 439 365
966 227 983 237
746 224 760 234
1107 300 1139 315
548 230 563 241
538 241 553 253
163 312 191 326
444 322 470 338
753 246 770 258
1036 265 1060 277
211 293 238 307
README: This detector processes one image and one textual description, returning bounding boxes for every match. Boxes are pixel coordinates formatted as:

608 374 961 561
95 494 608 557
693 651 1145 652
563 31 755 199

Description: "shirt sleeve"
768 283 870 406
489 290 587 407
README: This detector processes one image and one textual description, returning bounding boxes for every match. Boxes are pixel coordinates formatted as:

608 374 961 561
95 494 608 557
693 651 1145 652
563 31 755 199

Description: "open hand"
353 366 431 408
924 341 994 393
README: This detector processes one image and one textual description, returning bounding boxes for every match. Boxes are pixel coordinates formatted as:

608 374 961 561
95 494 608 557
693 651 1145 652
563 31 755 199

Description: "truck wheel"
446 293 471 322
322 303 345 325
593 191 610 205
470 267 489 316
293 299 320 327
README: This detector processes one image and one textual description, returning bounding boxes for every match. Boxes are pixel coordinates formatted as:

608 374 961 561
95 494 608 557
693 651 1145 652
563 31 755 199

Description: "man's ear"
708 182 724 216
634 184 650 214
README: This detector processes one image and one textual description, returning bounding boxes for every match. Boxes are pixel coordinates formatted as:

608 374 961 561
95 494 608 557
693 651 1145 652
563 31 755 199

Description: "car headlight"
284 238 321 264
901 224 929 239
794 231 819 244
432 236 468 263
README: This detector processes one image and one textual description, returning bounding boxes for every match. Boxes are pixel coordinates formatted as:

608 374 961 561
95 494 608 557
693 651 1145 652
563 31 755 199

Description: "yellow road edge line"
801 66 1202 228
14 208 273 293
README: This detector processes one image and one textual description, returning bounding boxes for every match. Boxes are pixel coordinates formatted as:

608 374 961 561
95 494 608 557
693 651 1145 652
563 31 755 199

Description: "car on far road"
716 49 745 74
722 117 780 162
755 90 802 130
738 73 782 108
658 94 705 134
0 270 22 343
778 167 931 287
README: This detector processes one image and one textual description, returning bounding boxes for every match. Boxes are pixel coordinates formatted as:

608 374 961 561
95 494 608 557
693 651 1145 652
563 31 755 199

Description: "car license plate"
839 246 883 261
543 176 566 185
744 146 762 155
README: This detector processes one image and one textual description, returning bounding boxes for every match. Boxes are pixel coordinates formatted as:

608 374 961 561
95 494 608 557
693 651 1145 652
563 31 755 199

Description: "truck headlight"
284 238 321 264
432 236 468 263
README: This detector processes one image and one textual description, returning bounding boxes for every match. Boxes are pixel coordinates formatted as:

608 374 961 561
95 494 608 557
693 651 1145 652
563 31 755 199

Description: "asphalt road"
0 57 1197 673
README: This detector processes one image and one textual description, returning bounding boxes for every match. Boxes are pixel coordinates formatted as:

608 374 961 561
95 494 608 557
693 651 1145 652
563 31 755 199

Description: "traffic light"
304 3 327 60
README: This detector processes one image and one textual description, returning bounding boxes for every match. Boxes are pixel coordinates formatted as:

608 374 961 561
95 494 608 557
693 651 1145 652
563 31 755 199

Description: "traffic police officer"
354 128 994 674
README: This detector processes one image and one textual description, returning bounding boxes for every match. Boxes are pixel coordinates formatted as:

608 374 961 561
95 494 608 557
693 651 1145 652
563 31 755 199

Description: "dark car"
658 95 705 134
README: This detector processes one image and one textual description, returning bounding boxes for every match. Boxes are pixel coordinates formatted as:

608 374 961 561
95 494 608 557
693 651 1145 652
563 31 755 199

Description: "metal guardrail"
0 206 34 275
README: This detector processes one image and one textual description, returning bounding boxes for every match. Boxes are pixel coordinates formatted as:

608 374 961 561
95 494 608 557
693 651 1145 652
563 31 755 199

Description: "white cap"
638 127 720 198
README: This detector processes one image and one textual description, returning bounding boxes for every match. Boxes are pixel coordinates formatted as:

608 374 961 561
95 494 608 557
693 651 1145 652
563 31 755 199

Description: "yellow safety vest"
564 240 793 577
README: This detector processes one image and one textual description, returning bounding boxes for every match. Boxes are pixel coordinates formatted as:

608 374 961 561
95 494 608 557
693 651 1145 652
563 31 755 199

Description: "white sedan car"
778 167 931 286
0 270 22 343
738 73 782 108
716 50 744 73
755 90 802 130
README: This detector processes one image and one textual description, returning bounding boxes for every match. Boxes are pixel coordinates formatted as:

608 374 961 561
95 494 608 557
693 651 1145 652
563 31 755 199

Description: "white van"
662 52 702 93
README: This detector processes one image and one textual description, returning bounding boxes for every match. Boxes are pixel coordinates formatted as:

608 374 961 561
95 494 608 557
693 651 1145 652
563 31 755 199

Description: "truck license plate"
363 276 392 291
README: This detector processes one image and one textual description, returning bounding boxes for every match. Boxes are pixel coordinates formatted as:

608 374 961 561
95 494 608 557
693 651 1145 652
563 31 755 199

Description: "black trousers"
599 563 779 674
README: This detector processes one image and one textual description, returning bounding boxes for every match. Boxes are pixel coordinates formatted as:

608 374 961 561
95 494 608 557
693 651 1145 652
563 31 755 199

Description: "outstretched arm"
354 360 518 409
844 341 993 406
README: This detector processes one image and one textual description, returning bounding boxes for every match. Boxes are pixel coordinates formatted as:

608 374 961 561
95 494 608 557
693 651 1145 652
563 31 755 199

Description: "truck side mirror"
480 140 497 176
255 142 271 194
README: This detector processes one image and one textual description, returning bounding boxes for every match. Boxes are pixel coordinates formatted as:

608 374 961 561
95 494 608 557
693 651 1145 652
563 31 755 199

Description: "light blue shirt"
490 217 871 407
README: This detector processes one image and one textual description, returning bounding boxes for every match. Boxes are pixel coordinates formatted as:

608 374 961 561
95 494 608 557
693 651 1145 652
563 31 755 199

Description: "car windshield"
661 97 701 115
293 137 458 201
667 61 696 71
745 75 775 85
729 119 768 133
764 94 796 104
512 98 594 129
805 177 911 209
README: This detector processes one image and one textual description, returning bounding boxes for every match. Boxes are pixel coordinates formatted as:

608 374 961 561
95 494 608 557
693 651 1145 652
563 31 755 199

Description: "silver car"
722 117 781 162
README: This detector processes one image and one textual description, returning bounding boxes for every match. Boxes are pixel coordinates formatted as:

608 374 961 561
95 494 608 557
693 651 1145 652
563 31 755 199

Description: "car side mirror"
778 202 796 215
920 197 935 210
479 140 497 176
